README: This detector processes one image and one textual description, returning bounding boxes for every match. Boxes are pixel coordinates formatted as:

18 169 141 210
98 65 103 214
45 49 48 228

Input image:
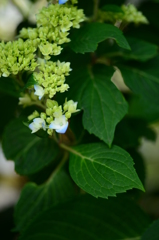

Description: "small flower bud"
28 111 39 121
46 99 58 108
65 112 71 119
46 108 53 116
40 113 46 119
47 129 53 136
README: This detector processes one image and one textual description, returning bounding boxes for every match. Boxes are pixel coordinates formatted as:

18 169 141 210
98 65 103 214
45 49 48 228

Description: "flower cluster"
33 60 71 99
28 99 79 134
19 3 85 59
121 4 148 24
98 4 148 25
23 1 84 135
0 0 85 135
0 39 38 77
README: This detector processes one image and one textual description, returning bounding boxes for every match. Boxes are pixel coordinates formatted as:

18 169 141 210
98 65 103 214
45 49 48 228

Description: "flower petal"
49 122 60 130
56 121 68 134
29 122 41 133
59 0 68 4
34 85 44 100
33 118 44 124
49 115 68 134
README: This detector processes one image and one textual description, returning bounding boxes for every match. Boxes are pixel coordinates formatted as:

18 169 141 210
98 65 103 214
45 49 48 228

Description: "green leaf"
129 95 159 122
0 77 20 97
77 66 127 146
122 37 158 62
114 117 156 149
19 195 151 240
0 95 18 137
102 4 123 13
141 219 159 240
119 56 159 119
69 112 100 145
14 169 75 232
104 37 158 62
82 67 128 146
69 23 130 54
69 143 144 198
2 118 59 175
22 74 37 91
58 65 128 147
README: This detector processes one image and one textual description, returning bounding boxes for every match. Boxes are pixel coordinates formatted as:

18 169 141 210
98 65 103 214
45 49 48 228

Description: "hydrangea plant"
1 0 159 239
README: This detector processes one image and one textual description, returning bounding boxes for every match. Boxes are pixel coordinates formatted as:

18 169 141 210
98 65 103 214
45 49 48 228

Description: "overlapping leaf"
121 37 158 61
14 169 75 232
64 65 128 147
19 195 151 240
69 143 144 198
103 37 158 62
142 219 159 240
2 118 59 175
119 56 159 120
69 23 130 54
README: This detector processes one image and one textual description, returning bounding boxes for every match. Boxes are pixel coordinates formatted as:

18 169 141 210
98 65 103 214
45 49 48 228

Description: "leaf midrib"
15 137 40 160
70 147 141 188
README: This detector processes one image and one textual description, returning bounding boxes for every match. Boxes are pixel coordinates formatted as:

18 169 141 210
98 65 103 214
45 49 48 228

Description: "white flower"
59 0 68 4
29 118 46 133
34 85 44 100
64 100 80 113
49 115 68 134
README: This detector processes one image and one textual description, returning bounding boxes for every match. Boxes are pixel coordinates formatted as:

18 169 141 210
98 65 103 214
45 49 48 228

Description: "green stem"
46 151 69 184
93 0 100 21
60 143 83 158
60 143 77 155
52 131 59 144
96 57 111 66
30 102 46 111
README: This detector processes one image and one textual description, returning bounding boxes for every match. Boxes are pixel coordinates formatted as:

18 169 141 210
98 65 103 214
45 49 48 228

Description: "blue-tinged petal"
56 121 68 133
49 122 59 130
29 122 41 133
49 115 68 134
59 0 68 4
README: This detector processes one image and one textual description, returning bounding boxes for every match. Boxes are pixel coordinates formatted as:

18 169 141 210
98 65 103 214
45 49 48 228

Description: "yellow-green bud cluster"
19 4 85 59
44 99 79 122
9 2 84 136
45 99 63 125
98 4 148 25
121 4 148 24
0 39 38 77
33 60 71 98
63 98 79 119
28 99 79 122
28 99 79 135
